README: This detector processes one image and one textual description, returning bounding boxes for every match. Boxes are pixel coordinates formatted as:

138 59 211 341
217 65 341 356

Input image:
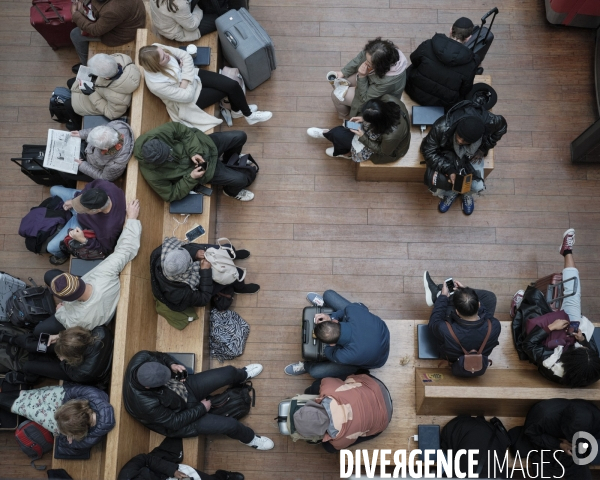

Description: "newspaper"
44 129 81 174
76 65 94 90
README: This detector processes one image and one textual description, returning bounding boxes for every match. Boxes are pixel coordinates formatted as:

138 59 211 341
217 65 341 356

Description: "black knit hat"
456 116 485 144
142 139 172 165
453 17 474 29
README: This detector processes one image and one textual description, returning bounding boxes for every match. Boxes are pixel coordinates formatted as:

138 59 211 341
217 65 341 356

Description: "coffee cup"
326 71 338 85
186 44 197 58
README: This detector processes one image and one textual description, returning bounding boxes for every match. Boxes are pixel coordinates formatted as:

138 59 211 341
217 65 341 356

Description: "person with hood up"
405 17 480 111
329 37 408 119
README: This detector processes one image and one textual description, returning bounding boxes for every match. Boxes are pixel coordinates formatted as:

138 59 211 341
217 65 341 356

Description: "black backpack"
49 87 81 131
0 322 29 373
209 381 255 419
6 283 56 329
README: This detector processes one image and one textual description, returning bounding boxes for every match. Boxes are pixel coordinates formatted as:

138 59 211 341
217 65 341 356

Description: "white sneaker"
244 363 263 380
243 435 274 451
326 147 350 159
224 189 254 202
231 104 258 118
307 127 328 139
245 110 272 125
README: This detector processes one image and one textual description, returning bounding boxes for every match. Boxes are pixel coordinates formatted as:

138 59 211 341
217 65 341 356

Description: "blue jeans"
47 186 81 258
305 290 359 379
561 267 581 321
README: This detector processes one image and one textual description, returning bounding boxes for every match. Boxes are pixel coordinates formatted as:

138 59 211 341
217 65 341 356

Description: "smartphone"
344 120 362 130
37 333 50 353
445 278 455 295
175 369 188 381
568 321 580 335
185 224 205 242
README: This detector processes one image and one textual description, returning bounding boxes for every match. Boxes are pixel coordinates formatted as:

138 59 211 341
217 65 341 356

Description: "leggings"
196 70 251 116
0 392 20 411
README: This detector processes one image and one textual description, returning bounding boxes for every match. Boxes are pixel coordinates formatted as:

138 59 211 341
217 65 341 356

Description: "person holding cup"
329 37 408 119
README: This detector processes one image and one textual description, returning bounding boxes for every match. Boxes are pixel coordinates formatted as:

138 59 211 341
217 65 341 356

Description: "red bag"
30 0 75 50
15 420 54 470
525 309 576 350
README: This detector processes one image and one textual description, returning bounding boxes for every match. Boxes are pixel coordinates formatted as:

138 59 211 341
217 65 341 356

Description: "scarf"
161 236 201 289
166 379 188 402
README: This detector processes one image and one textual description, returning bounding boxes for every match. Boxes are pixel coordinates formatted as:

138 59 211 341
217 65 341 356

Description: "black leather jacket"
420 100 507 176
61 325 113 384
122 351 207 437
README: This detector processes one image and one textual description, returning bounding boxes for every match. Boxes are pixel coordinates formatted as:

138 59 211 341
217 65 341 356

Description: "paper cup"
326 71 337 85
186 44 197 58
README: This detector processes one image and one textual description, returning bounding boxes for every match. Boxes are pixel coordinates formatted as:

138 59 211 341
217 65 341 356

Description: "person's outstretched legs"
323 290 352 311
559 229 581 321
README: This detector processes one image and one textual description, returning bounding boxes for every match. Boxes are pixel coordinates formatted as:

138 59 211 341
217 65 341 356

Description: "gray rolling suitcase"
0 273 27 321
302 306 333 362
216 8 276 90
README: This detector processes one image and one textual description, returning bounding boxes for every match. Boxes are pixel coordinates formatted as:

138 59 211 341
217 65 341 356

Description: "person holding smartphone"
423 271 501 370
515 229 600 388
307 96 410 163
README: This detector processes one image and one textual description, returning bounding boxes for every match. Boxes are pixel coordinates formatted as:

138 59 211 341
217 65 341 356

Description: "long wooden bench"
355 75 494 182
100 28 219 480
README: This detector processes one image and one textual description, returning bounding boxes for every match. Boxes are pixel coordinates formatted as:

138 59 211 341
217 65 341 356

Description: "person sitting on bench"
306 96 410 162
33 200 141 336
123 351 274 450
70 120 135 182
294 373 392 452
515 229 600 388
2 325 113 385
135 121 257 202
405 17 480 111
423 272 501 368
151 237 259 313
47 179 127 265
421 100 507 215
510 399 600 480
284 290 390 379
0 383 115 458
69 53 141 120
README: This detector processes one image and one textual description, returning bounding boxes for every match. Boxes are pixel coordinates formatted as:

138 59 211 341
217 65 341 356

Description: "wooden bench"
100 28 219 480
355 75 494 182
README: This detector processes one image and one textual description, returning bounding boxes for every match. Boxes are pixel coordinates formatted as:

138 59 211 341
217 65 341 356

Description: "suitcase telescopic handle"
33 3 65 24
224 31 238 48
481 7 499 24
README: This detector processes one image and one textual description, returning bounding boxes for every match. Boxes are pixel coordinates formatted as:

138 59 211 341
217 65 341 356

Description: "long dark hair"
361 98 402 136
364 37 400 78
560 348 600 388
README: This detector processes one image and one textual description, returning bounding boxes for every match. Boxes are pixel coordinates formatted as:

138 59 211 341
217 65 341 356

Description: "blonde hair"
55 400 93 441
55 326 97 366
138 45 179 83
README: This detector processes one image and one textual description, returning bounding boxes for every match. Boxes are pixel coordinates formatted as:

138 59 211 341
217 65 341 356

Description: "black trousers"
11 334 70 381
184 365 254 443
207 131 254 196
0 392 20 411
323 126 354 156
199 13 219 36
196 70 251 116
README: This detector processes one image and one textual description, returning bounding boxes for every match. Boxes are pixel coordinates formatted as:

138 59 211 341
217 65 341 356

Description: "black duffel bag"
209 381 255 419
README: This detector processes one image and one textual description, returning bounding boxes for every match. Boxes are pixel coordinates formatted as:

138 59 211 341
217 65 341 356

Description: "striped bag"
209 309 250 363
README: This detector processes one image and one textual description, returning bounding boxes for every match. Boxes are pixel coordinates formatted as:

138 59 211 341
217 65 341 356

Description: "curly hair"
361 98 402 135
560 347 600 388
364 37 400 78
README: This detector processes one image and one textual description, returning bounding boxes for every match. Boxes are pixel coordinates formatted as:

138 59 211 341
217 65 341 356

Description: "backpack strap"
477 320 493 354
445 322 469 355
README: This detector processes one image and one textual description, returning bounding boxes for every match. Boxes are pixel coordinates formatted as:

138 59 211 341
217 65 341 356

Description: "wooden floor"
2 0 600 478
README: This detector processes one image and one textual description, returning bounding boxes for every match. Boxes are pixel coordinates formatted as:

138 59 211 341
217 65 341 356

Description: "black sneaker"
233 283 260 295
71 63 82 74
215 471 244 480
235 249 250 260
423 271 440 307
49 255 69 265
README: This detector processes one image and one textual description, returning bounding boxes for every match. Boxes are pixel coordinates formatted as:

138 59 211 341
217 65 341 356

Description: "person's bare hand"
573 330 585 342
471 150 484 163
357 61 370 77
350 128 364 137
190 166 206 179
171 364 187 374
449 173 456 185
349 116 364 123
441 282 450 297
200 258 211 269
560 439 573 456
201 399 212 411
70 227 86 243
174 471 188 479
126 199 140 220
71 131 80 138
314 313 331 324
48 334 60 346
56 303 64 310
63 199 73 211
75 158 83 165
191 154 205 166
454 280 464 289
335 71 344 78
549 319 569 332
179 79 189 89
70 2 79 14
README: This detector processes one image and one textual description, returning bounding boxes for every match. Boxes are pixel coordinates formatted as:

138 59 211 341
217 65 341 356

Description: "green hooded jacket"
134 122 218 202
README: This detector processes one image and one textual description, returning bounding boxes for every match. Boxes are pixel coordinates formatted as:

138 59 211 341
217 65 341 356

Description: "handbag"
204 238 246 285
59 229 105 260
445 320 493 377
223 153 259 185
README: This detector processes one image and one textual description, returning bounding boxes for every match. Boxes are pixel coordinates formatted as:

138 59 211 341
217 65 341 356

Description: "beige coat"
150 0 203 42
71 53 141 119
143 43 222 132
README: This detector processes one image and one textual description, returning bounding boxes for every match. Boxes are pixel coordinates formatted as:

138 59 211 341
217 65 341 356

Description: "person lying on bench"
0 383 115 458
69 53 141 120
514 229 600 388
424 272 501 369
34 200 141 336
118 436 244 480
151 237 259 312
135 122 257 202
47 179 127 265
421 100 507 215
123 351 274 450
307 96 410 162
284 290 390 379
2 325 113 386
510 399 600 480
294 373 392 452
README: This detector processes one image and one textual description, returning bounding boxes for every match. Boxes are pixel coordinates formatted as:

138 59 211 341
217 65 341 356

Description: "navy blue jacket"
55 383 115 457
428 295 501 362
324 303 390 369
